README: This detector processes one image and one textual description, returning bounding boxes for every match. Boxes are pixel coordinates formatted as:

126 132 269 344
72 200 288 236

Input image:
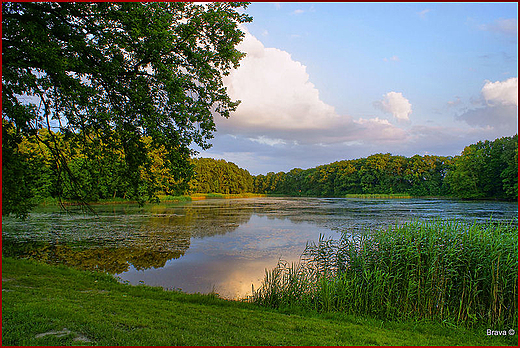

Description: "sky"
194 2 518 175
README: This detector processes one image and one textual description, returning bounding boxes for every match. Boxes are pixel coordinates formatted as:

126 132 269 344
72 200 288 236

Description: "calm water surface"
2 197 517 299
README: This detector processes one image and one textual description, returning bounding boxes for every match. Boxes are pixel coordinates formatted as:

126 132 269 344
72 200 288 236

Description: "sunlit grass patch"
158 194 193 202
344 193 413 199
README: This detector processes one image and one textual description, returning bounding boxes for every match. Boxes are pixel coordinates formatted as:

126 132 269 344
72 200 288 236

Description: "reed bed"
344 193 412 199
250 219 518 328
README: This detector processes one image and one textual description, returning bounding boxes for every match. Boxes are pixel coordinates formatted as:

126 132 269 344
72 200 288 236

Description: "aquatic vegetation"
344 193 412 199
251 219 518 328
159 193 266 202
159 194 193 202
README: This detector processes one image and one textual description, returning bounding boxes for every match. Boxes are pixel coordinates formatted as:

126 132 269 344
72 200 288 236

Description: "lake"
2 197 518 299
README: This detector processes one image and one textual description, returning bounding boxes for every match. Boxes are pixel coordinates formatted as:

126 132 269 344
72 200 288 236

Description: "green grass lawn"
1 257 516 346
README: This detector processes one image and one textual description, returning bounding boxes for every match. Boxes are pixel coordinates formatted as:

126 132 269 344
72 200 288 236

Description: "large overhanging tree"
2 2 252 216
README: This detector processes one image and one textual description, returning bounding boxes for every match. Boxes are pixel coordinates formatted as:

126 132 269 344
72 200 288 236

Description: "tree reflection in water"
2 201 253 272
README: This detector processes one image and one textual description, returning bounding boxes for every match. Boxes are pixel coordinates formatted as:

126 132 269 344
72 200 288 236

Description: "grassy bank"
344 193 414 199
1 257 516 346
172 192 266 201
252 219 518 332
36 193 266 207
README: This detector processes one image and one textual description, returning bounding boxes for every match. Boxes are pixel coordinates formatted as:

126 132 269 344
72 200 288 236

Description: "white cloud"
292 9 304 15
215 29 410 151
343 140 363 146
455 77 518 134
222 28 340 132
418 9 431 19
249 136 286 147
481 77 518 106
447 97 462 107
383 55 400 62
374 92 412 121
353 117 408 142
354 117 392 127
480 18 517 37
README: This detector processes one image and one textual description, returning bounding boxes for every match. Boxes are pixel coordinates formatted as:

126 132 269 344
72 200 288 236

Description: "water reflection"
3 241 186 273
115 214 336 299
2 201 253 272
2 197 517 299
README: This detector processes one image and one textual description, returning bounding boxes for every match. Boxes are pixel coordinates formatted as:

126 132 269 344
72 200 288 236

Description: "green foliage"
2 2 252 216
445 135 518 200
190 157 254 194
251 219 518 329
253 153 452 198
1 121 42 218
253 135 517 201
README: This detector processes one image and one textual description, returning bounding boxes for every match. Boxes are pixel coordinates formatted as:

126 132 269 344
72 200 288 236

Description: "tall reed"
250 219 518 328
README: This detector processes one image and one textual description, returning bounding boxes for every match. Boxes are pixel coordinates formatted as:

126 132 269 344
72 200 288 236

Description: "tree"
499 135 518 200
445 135 518 200
2 2 252 216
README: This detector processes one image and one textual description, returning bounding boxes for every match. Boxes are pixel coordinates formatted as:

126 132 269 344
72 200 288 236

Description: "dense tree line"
189 158 254 194
252 154 450 197
2 127 517 218
252 135 518 201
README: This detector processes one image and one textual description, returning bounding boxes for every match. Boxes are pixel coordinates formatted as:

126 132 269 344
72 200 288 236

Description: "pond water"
2 197 518 299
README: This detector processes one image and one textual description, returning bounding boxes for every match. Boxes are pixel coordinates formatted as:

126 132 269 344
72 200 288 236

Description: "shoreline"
36 193 268 207
2 256 515 346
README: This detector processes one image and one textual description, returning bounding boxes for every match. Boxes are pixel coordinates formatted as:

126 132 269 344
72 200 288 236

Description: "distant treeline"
3 123 517 210
253 135 518 201
189 157 254 194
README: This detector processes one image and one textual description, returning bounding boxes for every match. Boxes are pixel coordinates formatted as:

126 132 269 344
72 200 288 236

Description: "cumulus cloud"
456 77 518 134
374 92 412 121
481 77 518 106
221 29 341 133
219 29 409 147
203 28 413 172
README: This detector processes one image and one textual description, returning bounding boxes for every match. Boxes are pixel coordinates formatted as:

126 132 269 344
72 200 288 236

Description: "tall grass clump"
344 193 412 199
250 219 518 328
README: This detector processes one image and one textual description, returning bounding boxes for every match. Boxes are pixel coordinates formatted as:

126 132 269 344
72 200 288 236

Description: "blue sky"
196 2 518 175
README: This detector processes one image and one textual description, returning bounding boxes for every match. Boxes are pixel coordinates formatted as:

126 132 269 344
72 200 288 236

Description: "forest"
3 121 517 212
253 134 518 200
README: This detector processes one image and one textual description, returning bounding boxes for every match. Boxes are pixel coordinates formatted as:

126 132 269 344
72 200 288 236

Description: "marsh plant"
251 219 518 328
